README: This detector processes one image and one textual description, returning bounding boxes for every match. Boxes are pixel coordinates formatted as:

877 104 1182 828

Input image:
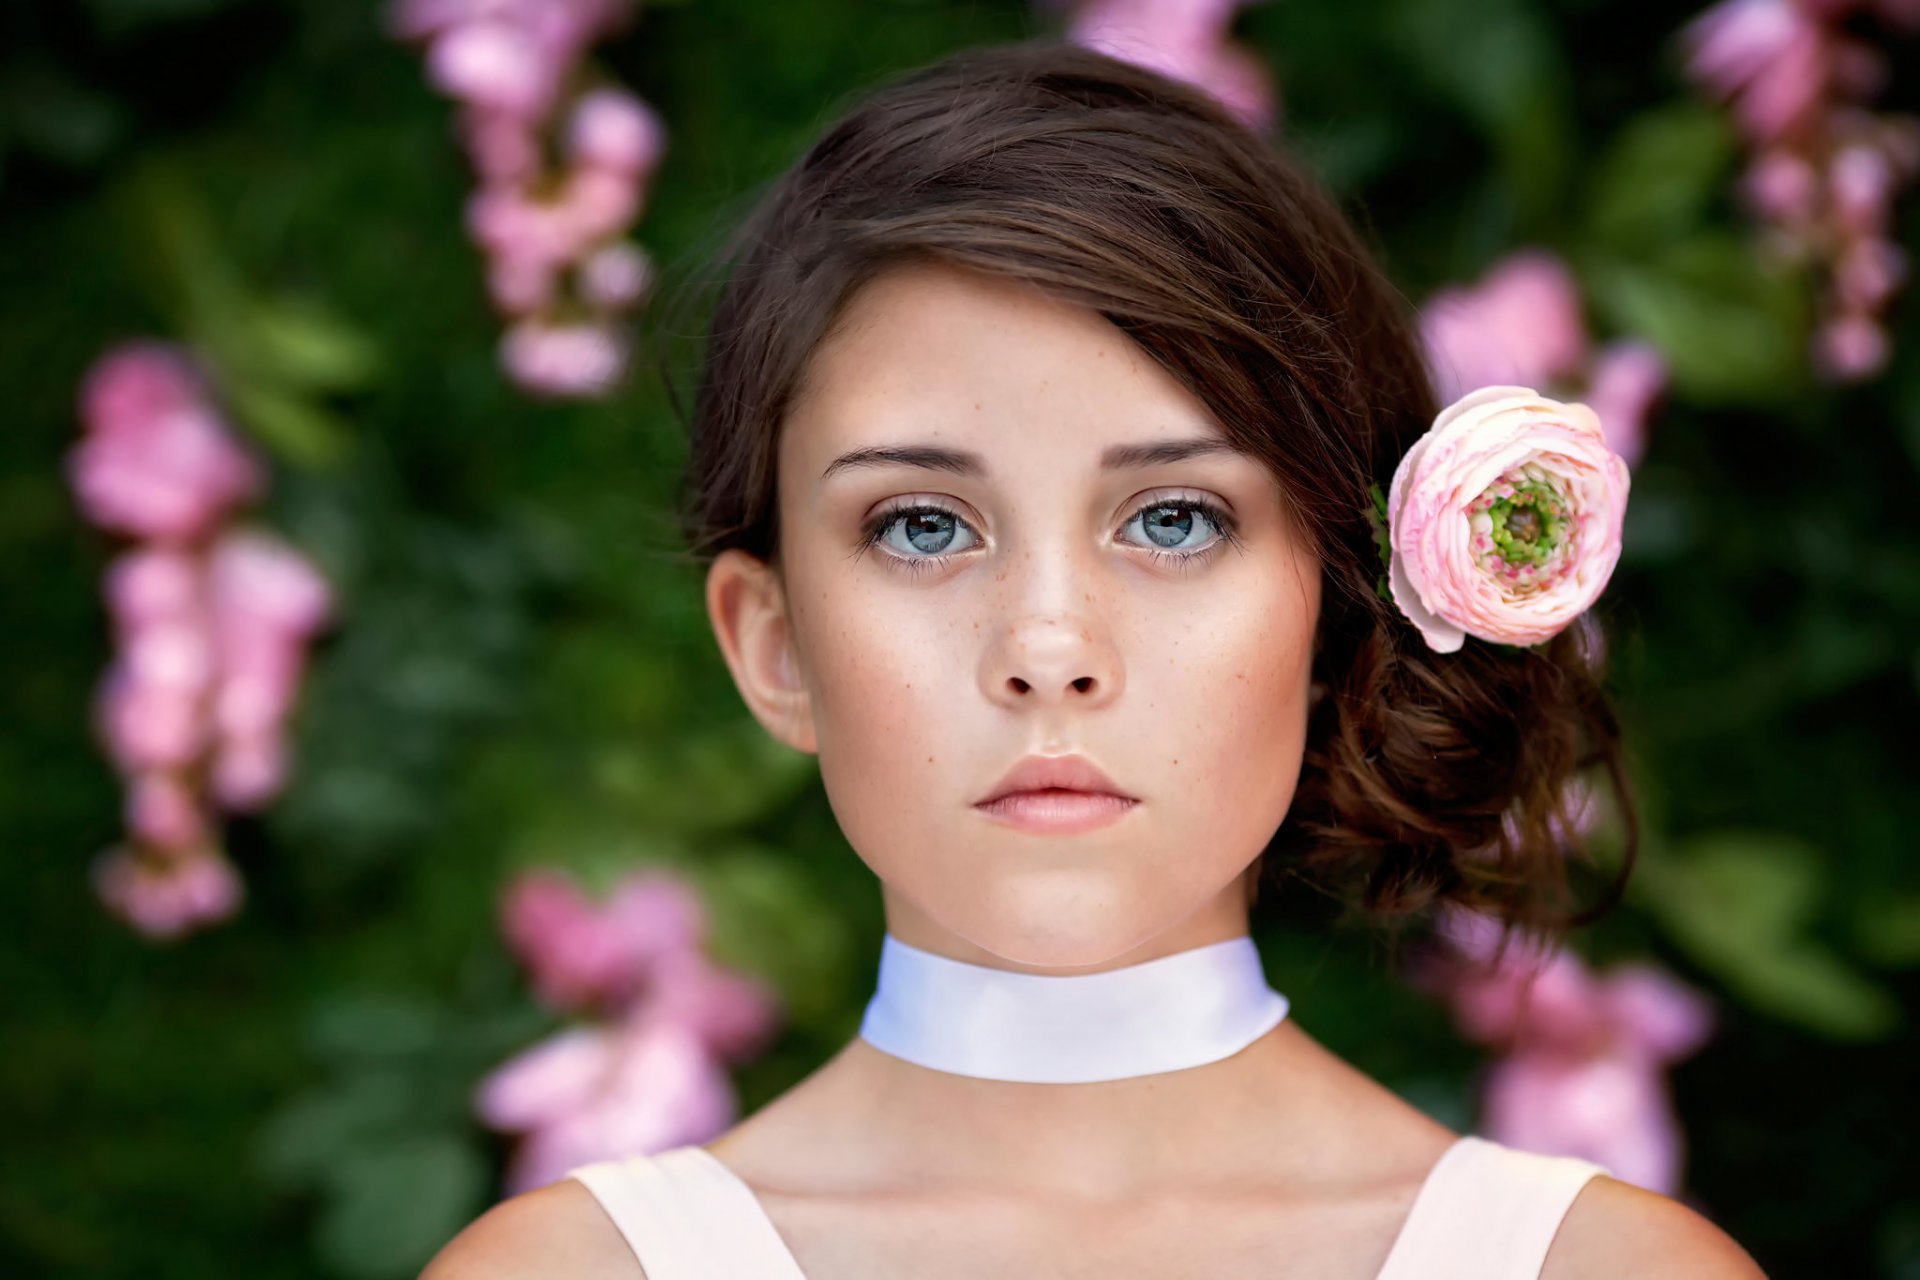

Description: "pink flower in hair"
1380 386 1632 653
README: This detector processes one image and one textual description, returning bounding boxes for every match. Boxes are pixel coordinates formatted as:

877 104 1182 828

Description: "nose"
981 611 1124 709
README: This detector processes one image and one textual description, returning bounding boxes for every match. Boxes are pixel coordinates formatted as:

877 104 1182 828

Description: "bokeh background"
4 0 1917 1275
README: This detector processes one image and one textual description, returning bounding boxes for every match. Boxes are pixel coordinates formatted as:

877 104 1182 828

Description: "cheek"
800 577 958 838
1132 560 1318 844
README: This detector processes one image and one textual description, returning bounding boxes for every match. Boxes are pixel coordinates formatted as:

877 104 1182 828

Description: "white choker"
856 932 1290 1083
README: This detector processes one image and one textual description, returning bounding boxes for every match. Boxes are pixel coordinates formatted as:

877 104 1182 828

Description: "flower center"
1468 465 1578 592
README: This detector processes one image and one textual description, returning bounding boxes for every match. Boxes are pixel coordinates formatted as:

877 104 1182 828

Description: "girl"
427 37 1764 1279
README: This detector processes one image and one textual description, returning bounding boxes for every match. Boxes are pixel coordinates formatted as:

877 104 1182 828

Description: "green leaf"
219 376 353 467
240 298 381 393
696 843 859 1024
592 717 818 835
253 1072 421 1187
316 1134 488 1280
1638 831 1901 1040
1584 103 1739 249
306 991 446 1064
1581 235 1809 403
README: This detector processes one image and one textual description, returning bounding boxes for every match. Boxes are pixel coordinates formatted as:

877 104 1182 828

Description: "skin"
422 260 1767 1278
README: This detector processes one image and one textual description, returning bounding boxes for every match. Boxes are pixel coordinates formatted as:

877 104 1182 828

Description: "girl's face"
706 260 1321 971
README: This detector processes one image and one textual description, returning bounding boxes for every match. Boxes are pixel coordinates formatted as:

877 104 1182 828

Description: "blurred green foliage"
1 0 1916 1276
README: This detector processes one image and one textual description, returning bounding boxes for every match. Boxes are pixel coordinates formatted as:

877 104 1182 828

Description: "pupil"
1145 505 1194 548
904 511 954 554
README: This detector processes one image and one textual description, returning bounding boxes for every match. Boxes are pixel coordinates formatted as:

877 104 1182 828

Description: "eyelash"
855 495 1244 578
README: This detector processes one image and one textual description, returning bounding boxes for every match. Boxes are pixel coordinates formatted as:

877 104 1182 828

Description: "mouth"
972 788 1139 835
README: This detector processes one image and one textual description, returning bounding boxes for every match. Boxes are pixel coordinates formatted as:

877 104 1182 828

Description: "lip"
973 753 1139 835
976 753 1135 804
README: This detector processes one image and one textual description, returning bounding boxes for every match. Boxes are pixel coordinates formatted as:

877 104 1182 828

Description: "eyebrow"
820 437 1249 482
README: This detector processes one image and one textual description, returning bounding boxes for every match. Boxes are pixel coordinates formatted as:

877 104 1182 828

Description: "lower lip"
973 789 1139 835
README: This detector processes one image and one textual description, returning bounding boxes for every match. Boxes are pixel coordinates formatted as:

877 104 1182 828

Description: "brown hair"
662 36 1637 960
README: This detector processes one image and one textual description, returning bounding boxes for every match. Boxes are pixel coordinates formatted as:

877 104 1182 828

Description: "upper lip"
975 753 1135 804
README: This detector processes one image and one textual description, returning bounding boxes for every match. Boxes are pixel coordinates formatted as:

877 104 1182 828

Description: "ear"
705 548 818 755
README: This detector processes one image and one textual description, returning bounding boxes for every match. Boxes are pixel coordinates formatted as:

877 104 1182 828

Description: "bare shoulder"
418 1177 642 1280
1543 1173 1768 1279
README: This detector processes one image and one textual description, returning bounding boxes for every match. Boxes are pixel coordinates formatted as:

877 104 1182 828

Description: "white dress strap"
1374 1135 1611 1280
567 1146 809 1280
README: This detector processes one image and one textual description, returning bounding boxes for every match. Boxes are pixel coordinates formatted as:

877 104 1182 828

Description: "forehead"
783 260 1231 472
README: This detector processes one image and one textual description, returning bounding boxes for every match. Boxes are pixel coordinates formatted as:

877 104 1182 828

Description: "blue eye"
857 496 1241 577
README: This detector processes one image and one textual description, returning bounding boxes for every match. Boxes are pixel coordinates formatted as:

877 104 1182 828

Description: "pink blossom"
461 108 543 184
206 526 334 640
1482 1048 1687 1192
1833 234 1907 310
488 252 559 313
577 241 653 310
1741 146 1820 222
499 317 627 397
552 164 643 245
210 730 288 811
1828 140 1895 232
91 843 243 940
499 866 708 1013
1385 386 1631 652
105 545 203 632
427 19 558 118
1814 310 1890 377
1581 341 1666 470
67 344 263 542
1421 907 1717 1192
646 948 785 1064
94 658 208 773
467 183 590 268
566 88 668 176
1069 0 1276 132
1679 0 1830 142
127 770 211 850
1419 251 1590 404
476 1015 738 1194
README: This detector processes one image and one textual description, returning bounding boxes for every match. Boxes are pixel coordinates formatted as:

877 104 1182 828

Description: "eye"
856 503 982 576
1120 498 1240 569
855 494 1242 577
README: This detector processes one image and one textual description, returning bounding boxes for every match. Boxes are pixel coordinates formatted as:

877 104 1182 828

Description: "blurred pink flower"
577 240 654 310
1681 1 1919 382
94 657 209 773
91 843 244 940
126 770 211 851
567 88 668 176
477 1015 738 1194
1813 310 1890 377
1582 340 1667 470
646 948 785 1064
1420 905 1717 1193
393 0 653 399
210 731 289 812
68 343 263 542
461 109 542 184
1679 0 1830 142
427 19 558 117
499 317 627 397
500 866 709 1013
1420 250 1589 404
1067 0 1277 132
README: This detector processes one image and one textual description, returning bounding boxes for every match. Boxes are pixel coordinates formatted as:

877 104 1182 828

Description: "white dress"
566 1133 1612 1278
